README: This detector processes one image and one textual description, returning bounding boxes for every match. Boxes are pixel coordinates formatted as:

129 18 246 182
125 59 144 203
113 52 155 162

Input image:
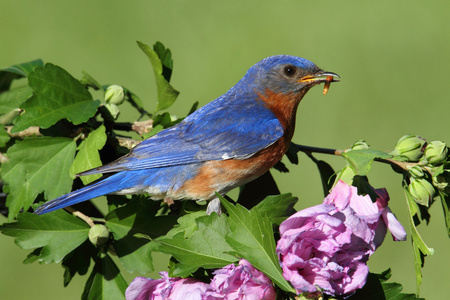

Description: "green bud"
390 134 426 162
408 165 424 178
431 165 450 190
88 224 110 246
105 84 125 105
421 141 448 165
408 178 435 206
105 103 120 120
351 140 369 150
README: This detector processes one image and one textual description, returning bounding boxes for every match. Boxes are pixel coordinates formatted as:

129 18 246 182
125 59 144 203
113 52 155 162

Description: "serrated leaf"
0 59 43 92
70 125 107 184
352 269 423 299
342 149 392 176
218 194 295 293
253 193 297 225
106 197 178 274
153 41 174 82
156 212 237 277
0 210 89 263
1 137 76 219
12 63 100 133
82 253 127 300
137 41 179 112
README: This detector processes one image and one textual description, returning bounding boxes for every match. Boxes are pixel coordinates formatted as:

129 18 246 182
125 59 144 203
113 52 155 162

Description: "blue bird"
34 55 339 215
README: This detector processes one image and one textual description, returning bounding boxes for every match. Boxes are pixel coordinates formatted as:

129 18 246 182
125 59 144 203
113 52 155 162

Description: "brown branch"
116 137 142 150
5 126 41 138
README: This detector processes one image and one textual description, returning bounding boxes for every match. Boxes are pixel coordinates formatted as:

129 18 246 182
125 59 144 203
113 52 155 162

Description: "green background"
1 0 449 299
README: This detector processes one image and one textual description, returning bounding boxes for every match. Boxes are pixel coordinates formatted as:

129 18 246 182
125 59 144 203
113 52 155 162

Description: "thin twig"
295 144 418 171
65 207 96 227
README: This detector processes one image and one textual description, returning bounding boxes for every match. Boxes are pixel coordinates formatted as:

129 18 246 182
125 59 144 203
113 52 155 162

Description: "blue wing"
80 96 284 176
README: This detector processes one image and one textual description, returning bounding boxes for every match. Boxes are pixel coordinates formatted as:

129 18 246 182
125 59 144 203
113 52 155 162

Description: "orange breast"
171 89 303 201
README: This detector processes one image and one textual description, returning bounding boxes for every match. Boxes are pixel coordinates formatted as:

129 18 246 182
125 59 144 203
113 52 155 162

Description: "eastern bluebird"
34 55 339 215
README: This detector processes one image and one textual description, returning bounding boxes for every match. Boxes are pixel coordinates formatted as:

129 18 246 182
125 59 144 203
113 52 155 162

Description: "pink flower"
126 272 209 300
276 181 406 296
203 259 276 300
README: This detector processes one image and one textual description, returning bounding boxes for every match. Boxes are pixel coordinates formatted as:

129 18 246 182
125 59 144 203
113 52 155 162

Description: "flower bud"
351 140 369 150
89 224 110 246
408 178 435 206
421 141 448 165
431 166 450 190
408 166 424 179
432 173 448 190
105 103 120 120
105 84 125 105
390 135 426 162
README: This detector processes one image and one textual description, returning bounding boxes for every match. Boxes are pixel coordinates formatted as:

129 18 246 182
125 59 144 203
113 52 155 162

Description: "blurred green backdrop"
1 0 449 299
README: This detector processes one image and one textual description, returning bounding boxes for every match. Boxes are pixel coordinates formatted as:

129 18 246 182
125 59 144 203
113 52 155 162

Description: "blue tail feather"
34 174 127 215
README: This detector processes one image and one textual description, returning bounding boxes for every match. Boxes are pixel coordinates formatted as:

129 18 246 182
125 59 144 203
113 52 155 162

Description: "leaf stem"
65 207 96 227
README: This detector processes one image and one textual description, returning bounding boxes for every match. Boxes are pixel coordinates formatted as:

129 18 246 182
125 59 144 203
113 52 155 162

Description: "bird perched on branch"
34 55 339 215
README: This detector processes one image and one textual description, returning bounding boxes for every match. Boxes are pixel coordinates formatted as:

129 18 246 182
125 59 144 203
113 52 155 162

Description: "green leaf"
0 126 10 147
156 212 237 277
285 142 300 165
62 241 95 287
137 41 179 112
238 171 281 210
0 59 43 92
82 253 127 300
106 197 178 274
0 87 33 125
352 269 423 299
253 193 298 225
124 88 147 115
1 137 76 219
0 210 89 263
218 194 295 293
0 86 33 115
153 41 174 82
404 186 434 293
342 149 392 176
438 190 450 237
80 71 104 91
70 125 107 185
12 63 100 133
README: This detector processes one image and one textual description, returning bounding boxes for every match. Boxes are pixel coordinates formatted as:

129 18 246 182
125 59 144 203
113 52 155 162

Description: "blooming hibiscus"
203 259 276 300
276 180 406 296
126 272 209 300
125 259 276 300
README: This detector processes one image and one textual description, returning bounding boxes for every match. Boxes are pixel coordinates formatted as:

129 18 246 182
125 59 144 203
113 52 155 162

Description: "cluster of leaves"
0 41 445 299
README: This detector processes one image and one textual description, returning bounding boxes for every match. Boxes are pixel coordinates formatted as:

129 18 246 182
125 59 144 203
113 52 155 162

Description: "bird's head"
244 55 339 97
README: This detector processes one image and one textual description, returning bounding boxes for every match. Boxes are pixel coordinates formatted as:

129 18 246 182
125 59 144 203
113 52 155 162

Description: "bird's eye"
283 65 297 77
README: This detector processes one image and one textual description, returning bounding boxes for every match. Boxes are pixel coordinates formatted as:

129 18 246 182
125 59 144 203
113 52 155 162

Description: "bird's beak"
298 71 340 95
